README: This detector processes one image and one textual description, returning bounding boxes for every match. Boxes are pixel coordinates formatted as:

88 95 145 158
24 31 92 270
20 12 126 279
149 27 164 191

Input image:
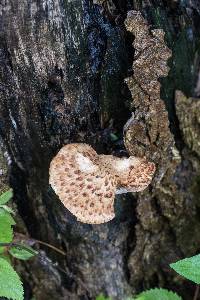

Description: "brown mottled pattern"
118 161 155 192
49 143 155 224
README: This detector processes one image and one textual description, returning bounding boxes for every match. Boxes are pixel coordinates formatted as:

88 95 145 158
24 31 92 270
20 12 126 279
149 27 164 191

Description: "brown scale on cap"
49 143 155 224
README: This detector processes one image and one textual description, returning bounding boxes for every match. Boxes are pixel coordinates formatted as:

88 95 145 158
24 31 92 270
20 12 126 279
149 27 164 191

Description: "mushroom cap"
49 143 156 224
114 157 155 194
99 155 155 194
49 144 116 224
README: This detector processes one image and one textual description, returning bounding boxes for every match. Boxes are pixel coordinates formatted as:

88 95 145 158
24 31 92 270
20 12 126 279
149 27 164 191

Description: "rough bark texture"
0 1 200 300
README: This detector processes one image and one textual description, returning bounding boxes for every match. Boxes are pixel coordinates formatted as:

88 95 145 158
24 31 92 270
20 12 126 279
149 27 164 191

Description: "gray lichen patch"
175 90 200 157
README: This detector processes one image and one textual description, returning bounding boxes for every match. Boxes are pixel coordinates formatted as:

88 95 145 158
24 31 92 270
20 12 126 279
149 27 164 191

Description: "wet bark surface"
0 0 200 299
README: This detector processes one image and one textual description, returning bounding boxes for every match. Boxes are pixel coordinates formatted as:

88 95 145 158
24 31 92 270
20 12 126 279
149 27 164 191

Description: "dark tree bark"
0 1 200 300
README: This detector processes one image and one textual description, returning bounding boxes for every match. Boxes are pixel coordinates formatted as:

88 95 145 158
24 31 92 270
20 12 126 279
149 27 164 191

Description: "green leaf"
135 288 182 300
170 254 200 284
0 205 15 215
0 247 4 254
0 257 24 300
9 245 38 260
0 253 11 264
0 209 16 243
96 294 112 300
0 189 13 205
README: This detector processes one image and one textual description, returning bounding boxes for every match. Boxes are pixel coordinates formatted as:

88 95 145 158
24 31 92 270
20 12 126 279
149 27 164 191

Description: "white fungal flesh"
114 157 141 172
75 152 97 173
114 159 131 172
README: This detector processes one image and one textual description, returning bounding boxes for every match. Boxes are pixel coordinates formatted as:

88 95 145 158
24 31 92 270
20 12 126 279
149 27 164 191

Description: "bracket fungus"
49 143 155 224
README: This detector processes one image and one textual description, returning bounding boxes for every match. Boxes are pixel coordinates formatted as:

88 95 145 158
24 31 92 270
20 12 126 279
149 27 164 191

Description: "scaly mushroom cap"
98 155 155 194
49 144 116 224
49 143 155 224
110 156 155 194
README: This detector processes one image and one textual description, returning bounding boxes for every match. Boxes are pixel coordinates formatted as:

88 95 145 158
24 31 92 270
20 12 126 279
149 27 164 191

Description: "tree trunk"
0 1 200 299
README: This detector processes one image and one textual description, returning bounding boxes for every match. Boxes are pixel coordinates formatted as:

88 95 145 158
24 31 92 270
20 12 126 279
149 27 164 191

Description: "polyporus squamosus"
49 143 155 224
